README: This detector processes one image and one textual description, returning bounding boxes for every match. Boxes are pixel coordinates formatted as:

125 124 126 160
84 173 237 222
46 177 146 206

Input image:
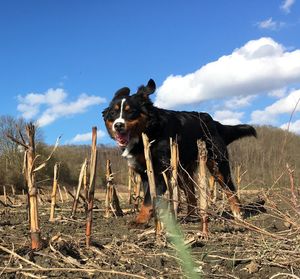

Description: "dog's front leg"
134 173 167 224
135 179 153 224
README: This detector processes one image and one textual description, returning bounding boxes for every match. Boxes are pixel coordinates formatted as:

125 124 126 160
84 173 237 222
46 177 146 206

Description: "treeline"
0 115 299 193
45 144 128 188
228 125 300 190
0 115 128 193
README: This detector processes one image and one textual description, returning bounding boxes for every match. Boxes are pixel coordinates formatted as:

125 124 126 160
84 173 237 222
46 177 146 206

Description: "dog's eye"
106 108 118 120
126 110 140 120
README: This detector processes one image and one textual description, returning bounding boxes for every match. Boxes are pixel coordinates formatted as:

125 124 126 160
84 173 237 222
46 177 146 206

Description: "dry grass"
0 178 300 278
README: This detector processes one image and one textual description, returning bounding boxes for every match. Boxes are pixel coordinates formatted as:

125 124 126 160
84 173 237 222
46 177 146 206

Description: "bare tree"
0 115 45 191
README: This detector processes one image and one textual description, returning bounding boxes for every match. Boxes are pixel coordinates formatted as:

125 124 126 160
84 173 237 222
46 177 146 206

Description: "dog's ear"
102 107 109 119
113 87 130 100
137 79 156 97
146 79 156 95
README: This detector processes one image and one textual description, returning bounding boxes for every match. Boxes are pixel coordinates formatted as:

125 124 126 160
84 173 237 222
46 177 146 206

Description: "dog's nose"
113 122 125 132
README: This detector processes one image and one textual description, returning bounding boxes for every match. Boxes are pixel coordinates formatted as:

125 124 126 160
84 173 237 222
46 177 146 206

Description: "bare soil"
0 187 299 279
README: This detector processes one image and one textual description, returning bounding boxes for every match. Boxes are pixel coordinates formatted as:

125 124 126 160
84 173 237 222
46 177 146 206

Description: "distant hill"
48 125 300 191
228 125 300 190
1 125 299 192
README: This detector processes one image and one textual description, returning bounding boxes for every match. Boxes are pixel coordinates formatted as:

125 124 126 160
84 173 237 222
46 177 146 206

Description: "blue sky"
1 0 300 145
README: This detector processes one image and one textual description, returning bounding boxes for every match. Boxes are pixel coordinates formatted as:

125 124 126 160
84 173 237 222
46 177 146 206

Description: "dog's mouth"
115 132 130 147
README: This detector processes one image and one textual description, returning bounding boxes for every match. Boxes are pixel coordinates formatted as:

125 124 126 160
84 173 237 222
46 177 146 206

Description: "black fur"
103 79 257 223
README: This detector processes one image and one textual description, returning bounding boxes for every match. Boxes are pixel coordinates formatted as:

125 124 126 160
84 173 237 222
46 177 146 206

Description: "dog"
102 79 257 224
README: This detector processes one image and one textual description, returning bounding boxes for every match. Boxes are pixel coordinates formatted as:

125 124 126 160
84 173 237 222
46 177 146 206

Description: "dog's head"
102 79 156 148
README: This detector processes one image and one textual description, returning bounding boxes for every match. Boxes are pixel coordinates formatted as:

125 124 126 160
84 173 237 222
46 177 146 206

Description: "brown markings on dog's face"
105 113 148 141
105 119 114 138
103 98 127 140
103 79 155 144
125 113 148 138
103 96 149 144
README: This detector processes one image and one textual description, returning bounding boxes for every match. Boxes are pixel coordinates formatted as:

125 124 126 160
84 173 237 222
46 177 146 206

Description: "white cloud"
213 110 243 125
268 88 288 98
251 89 300 125
70 130 106 143
17 88 67 119
250 110 278 125
263 89 300 114
18 88 67 106
257 17 285 30
17 88 106 127
280 0 295 13
17 103 40 119
58 75 68 87
155 37 300 109
223 95 256 110
281 119 300 134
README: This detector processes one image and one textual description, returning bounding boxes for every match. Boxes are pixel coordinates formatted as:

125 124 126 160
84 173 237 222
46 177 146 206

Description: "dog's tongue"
115 133 129 147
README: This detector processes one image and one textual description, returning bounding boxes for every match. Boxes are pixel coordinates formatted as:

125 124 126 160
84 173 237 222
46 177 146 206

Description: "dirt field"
0 187 299 279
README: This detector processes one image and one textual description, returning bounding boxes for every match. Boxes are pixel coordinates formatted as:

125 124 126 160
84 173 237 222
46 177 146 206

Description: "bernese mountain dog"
102 79 257 224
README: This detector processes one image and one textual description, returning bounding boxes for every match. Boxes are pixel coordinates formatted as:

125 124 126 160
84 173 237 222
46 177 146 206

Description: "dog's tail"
215 122 257 145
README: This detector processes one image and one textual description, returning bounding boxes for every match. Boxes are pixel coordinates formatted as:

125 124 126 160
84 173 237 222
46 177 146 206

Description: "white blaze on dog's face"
112 98 126 132
103 96 149 148
106 98 130 147
102 79 156 148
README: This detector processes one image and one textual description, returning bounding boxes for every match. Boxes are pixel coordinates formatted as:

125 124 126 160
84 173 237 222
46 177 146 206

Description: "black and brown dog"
102 79 256 224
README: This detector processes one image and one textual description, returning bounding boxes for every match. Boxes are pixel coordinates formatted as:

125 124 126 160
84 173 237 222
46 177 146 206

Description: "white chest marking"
121 137 139 167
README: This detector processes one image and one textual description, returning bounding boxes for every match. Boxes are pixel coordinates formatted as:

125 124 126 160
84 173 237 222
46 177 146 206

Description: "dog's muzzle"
113 122 130 147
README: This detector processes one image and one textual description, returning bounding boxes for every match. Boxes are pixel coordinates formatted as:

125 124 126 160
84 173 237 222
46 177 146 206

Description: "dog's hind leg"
179 171 198 220
185 182 198 220
207 159 243 220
